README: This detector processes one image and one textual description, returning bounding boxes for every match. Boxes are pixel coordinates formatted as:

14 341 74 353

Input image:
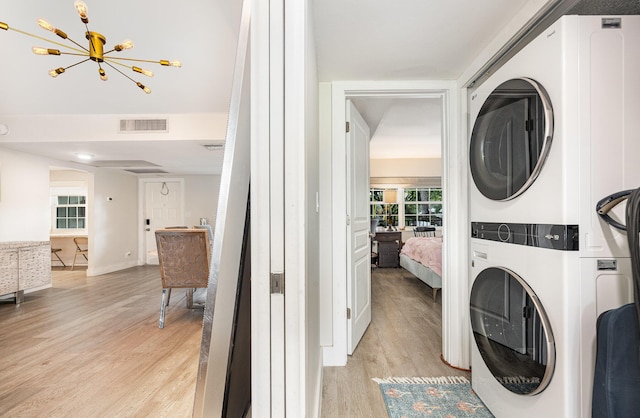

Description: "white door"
346 100 372 355
143 181 183 264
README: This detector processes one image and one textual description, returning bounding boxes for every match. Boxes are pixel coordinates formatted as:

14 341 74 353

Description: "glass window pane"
430 189 443 201
430 215 443 226
68 219 77 228
57 207 67 217
78 218 85 229
57 219 67 229
418 215 431 226
389 204 398 215
430 204 443 214
418 204 429 214
78 207 86 217
405 217 417 227
405 204 417 215
68 207 77 217
404 189 417 202
418 189 430 201
372 190 383 202
69 196 79 204
58 196 69 205
79 196 86 204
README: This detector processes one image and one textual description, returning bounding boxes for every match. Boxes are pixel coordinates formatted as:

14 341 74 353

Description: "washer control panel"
471 221 579 251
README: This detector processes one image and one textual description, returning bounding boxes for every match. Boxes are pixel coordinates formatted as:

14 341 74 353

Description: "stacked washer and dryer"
468 15 640 417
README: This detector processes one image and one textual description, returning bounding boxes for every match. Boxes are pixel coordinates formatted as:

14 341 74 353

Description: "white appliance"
468 15 640 418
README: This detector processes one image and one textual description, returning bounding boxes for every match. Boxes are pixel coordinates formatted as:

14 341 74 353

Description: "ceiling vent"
119 119 168 133
202 143 225 151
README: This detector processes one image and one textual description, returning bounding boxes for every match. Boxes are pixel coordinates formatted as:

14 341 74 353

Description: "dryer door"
470 266 555 395
470 78 553 201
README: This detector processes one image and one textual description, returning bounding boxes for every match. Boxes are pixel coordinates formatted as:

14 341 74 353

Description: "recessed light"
75 153 94 160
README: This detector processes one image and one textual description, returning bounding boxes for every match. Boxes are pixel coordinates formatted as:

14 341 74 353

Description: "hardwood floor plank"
321 267 470 417
0 266 202 417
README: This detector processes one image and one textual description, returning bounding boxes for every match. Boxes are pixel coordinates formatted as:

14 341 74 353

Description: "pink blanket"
400 237 442 276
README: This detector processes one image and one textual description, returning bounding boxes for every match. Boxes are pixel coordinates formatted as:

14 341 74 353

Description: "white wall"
370 157 442 178
183 175 222 227
303 3 322 416
89 169 139 276
0 148 52 241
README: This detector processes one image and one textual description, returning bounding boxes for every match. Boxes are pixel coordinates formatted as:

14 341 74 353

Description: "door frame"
137 177 185 266
322 80 470 369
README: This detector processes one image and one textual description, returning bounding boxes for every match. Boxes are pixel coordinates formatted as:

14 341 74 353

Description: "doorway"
321 81 469 370
139 178 185 265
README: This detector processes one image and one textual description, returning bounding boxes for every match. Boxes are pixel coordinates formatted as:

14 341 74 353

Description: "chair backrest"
155 229 210 288
73 236 88 250
414 226 436 237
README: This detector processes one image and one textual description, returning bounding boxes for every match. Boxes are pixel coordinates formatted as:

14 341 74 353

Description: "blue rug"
374 376 494 417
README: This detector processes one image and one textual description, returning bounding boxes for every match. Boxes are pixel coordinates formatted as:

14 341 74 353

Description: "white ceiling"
2 0 614 173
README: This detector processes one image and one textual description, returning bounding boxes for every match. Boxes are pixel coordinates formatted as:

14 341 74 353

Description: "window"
369 187 443 228
370 188 398 227
403 187 442 227
55 195 87 229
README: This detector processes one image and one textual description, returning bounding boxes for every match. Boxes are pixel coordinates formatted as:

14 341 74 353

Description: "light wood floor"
0 265 468 417
321 267 470 417
0 266 204 417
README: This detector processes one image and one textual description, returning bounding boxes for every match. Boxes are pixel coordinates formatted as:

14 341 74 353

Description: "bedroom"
360 94 445 329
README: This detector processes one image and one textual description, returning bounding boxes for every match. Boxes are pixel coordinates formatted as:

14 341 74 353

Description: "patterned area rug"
374 376 494 417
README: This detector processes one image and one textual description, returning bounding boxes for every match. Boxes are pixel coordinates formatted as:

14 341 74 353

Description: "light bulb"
114 39 134 51
137 82 151 94
74 0 89 22
0 22 8 31
160 60 182 68
37 18 54 32
33 47 60 56
133 66 154 77
36 19 67 39
99 68 108 81
48 68 65 78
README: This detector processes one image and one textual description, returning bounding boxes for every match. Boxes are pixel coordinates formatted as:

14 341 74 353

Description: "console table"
374 231 402 268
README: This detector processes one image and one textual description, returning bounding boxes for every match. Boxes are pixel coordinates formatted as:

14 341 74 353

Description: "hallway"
321 267 470 417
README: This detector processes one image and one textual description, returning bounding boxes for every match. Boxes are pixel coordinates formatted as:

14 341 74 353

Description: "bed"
399 236 442 301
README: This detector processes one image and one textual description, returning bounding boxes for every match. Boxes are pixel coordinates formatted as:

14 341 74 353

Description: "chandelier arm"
59 51 91 58
62 57 92 71
7 26 87 54
102 55 165 65
64 36 89 52
103 60 139 84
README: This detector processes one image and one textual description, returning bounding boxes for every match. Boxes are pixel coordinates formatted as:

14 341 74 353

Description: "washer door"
470 78 553 201
470 266 555 395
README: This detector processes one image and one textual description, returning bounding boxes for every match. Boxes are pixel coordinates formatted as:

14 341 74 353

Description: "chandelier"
0 0 181 94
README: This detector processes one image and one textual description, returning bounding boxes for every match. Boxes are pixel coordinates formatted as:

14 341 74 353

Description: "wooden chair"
155 229 211 328
414 226 436 237
51 247 66 267
71 237 88 270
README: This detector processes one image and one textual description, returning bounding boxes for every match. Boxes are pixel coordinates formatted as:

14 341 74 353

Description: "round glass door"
469 78 553 201
470 267 555 395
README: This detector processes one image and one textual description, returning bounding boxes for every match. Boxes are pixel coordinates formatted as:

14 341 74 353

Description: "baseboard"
87 259 139 277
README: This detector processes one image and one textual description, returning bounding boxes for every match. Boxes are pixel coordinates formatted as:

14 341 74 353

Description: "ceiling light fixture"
0 0 181 94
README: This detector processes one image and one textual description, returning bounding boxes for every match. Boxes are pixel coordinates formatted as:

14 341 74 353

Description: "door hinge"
270 272 285 294
347 308 351 319
346 121 350 133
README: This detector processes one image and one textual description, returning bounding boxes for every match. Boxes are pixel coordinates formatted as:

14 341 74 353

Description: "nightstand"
374 231 402 268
